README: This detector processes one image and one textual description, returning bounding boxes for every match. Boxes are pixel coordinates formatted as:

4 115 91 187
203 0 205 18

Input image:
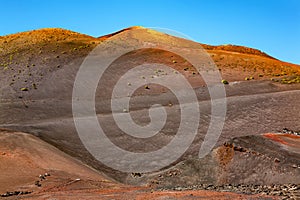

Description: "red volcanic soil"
264 133 300 154
264 133 300 145
0 129 117 193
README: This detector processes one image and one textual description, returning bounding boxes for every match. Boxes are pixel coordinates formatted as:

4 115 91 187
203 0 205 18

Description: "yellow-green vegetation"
20 87 28 91
278 76 300 84
245 76 254 81
1 28 99 98
221 79 229 84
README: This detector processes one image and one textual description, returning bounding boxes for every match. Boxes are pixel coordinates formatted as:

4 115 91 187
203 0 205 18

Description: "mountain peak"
97 26 145 40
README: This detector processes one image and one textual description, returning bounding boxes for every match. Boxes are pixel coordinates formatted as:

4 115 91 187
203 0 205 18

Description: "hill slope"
0 27 299 190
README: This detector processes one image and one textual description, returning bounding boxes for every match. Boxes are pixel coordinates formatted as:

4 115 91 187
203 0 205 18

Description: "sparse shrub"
221 79 229 84
20 87 28 91
32 83 37 89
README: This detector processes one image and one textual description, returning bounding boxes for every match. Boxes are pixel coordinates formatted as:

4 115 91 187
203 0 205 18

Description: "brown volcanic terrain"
0 130 274 199
0 27 300 199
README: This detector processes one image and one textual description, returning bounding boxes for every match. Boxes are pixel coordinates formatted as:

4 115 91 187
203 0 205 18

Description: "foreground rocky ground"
161 183 299 199
0 130 299 199
0 130 277 200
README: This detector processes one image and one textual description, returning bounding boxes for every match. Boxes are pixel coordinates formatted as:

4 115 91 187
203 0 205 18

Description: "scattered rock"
1 191 32 197
39 174 45 180
292 164 298 168
281 128 300 136
274 158 280 163
158 183 300 199
131 172 142 178
35 180 41 187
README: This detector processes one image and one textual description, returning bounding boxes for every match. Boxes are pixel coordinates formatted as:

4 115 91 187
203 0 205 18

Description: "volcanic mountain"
0 27 299 199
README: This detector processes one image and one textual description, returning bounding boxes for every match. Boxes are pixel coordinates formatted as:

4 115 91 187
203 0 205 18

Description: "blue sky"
1 0 299 64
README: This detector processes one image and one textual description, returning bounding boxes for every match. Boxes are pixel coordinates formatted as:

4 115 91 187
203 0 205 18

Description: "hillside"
0 27 299 199
1 27 299 98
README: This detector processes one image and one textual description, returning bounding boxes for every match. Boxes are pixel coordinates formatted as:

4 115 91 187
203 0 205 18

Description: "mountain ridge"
0 27 287 62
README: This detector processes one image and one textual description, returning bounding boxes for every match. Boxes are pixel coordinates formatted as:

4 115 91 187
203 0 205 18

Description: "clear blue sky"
1 0 299 64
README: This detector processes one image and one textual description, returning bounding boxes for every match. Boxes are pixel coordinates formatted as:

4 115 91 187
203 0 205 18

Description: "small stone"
35 181 41 187
39 174 45 179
